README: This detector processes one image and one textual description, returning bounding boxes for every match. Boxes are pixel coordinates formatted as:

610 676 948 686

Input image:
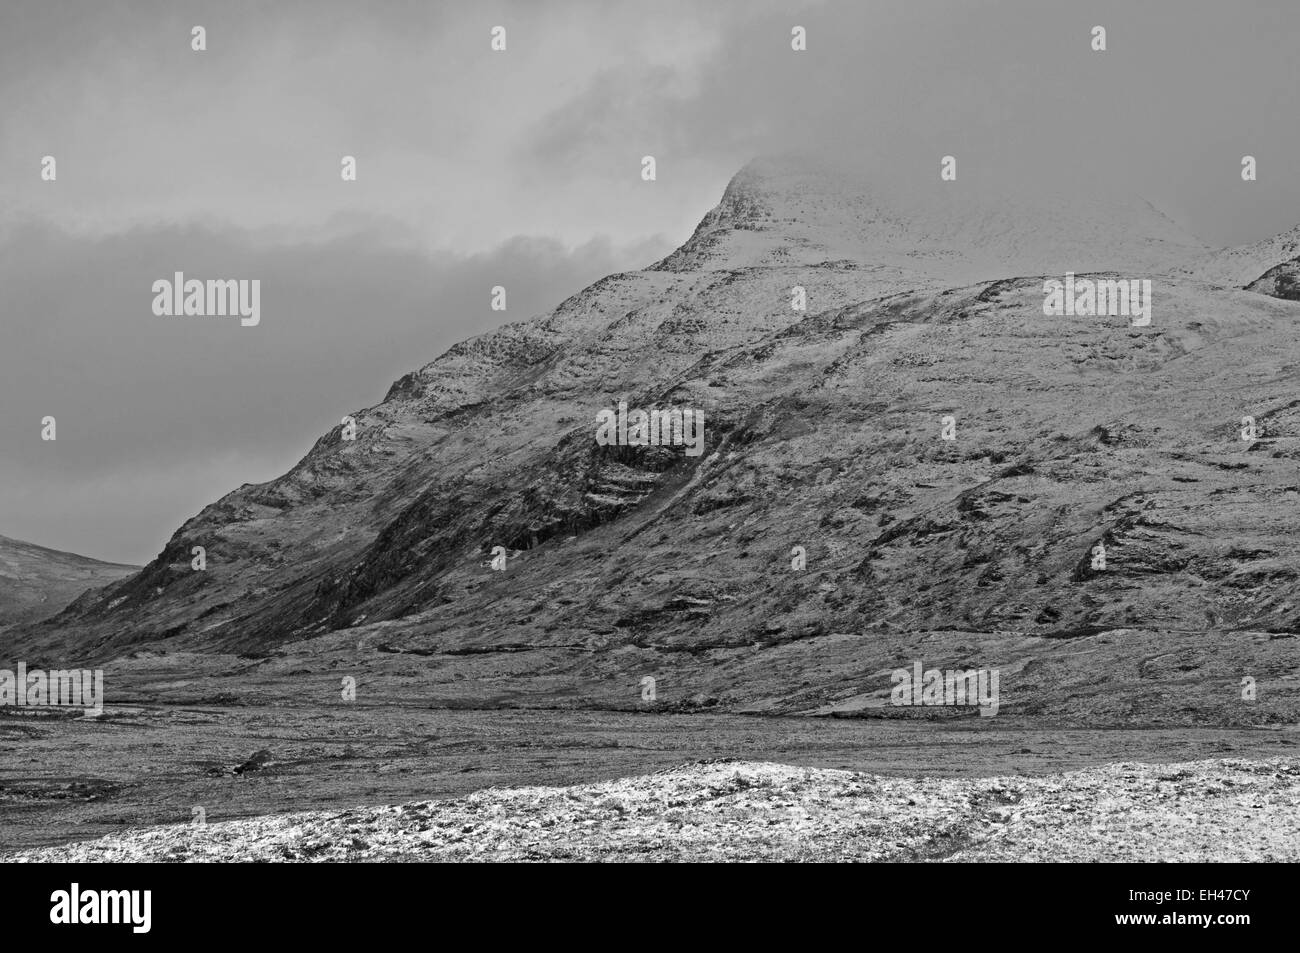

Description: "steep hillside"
12 156 1300 726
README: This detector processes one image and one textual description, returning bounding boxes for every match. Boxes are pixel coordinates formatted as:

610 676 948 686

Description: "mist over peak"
654 154 1209 282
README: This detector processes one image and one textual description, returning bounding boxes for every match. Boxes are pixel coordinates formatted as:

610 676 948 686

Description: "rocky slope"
8 757 1297 862
0 535 136 628
1244 258 1300 301
9 155 1300 727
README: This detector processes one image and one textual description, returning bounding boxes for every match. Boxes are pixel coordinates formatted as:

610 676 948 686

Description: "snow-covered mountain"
11 156 1300 726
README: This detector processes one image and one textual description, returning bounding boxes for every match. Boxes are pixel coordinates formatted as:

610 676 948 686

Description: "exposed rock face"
1244 257 1300 301
11 157 1300 725
0 535 136 628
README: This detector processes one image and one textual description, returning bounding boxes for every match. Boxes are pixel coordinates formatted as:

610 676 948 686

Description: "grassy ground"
3 691 1297 858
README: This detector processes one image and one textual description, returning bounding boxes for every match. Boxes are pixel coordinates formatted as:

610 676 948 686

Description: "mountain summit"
655 155 1207 280
13 157 1300 726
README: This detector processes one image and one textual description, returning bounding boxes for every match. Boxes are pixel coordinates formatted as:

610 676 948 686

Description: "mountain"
11 156 1300 726
0 535 137 628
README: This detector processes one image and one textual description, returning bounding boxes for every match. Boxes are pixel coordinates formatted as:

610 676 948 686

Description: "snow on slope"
1185 224 1300 287
654 155 1209 282
9 757 1297 862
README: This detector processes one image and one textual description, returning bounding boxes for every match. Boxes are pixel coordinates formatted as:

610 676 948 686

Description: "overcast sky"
2 0 1298 563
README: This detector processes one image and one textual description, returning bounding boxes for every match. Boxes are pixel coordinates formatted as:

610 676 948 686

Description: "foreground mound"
10 757 1297 862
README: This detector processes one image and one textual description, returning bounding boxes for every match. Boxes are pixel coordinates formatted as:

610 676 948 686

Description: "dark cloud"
1 0 1298 562
0 219 670 562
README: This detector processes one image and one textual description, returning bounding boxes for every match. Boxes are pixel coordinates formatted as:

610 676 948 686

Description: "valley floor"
3 691 1298 860
7 756 1298 862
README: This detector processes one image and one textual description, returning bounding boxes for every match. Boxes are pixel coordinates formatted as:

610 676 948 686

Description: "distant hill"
0 535 137 628
1184 223 1300 287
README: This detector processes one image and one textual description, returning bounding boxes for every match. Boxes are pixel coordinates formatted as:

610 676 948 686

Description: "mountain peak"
655 153 1208 281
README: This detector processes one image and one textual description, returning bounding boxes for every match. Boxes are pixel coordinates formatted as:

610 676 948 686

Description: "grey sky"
2 0 1298 563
